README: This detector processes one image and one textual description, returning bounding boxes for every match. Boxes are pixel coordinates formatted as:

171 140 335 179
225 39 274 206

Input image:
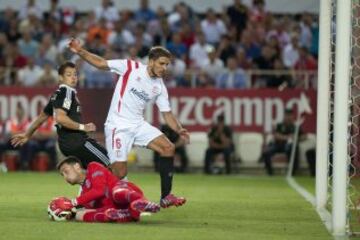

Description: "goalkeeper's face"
59 163 83 185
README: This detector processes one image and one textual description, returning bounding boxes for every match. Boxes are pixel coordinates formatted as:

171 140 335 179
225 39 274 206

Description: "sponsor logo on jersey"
130 88 151 102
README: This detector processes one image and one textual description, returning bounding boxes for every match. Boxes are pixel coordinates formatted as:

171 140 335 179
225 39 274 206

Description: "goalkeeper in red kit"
53 156 160 223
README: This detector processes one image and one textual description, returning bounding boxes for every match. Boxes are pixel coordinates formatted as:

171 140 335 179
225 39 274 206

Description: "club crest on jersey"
63 99 71 110
136 76 141 81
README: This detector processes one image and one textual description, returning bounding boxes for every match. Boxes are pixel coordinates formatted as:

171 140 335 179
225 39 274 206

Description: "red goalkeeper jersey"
75 162 120 209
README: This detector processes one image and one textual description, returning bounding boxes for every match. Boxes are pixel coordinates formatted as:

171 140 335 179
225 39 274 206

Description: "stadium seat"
299 133 316 168
235 133 264 167
31 152 50 172
3 151 19 171
186 132 208 168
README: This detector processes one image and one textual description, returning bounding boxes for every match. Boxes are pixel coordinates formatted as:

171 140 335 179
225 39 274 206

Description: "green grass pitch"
0 172 332 240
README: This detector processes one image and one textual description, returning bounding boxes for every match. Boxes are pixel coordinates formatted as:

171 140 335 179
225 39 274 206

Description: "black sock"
159 156 174 199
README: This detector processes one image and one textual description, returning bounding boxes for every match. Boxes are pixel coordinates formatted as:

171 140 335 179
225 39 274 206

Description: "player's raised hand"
68 38 82 54
84 123 96 132
178 128 190 144
11 133 29 147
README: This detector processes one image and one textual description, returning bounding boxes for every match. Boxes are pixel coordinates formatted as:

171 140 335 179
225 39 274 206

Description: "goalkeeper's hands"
54 197 77 212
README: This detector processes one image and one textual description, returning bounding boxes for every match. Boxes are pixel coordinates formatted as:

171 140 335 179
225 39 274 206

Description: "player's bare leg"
109 162 127 180
147 135 186 208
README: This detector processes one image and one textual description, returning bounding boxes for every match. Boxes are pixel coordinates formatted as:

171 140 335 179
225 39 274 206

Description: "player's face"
149 57 170 78
60 67 78 88
60 163 82 185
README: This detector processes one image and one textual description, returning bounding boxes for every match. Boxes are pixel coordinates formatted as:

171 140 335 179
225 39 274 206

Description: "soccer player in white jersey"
68 38 189 208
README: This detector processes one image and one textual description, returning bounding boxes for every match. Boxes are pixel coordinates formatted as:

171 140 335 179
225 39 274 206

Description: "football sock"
113 188 143 205
83 210 109 222
159 156 174 199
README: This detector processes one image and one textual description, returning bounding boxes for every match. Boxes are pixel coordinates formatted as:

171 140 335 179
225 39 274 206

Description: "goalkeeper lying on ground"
50 156 160 223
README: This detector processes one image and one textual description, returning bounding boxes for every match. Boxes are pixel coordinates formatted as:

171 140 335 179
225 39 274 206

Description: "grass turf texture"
0 173 331 240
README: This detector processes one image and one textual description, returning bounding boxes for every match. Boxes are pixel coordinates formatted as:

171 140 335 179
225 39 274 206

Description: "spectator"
236 47 252 70
37 62 58 87
282 35 300 69
94 0 119 27
299 13 313 50
168 56 186 85
249 0 267 23
201 45 224 81
217 35 237 64
135 0 156 24
261 108 302 176
189 32 211 69
200 8 227 45
6 18 21 43
166 32 187 60
36 33 58 66
180 23 195 50
154 125 188 173
0 7 15 34
238 30 261 60
227 0 248 35
253 45 275 87
17 30 39 58
87 18 111 46
18 0 43 20
216 57 249 89
267 58 292 88
266 20 290 48
294 47 317 88
108 20 135 52
18 57 43 87
4 104 31 170
134 23 153 47
204 115 233 174
28 112 57 169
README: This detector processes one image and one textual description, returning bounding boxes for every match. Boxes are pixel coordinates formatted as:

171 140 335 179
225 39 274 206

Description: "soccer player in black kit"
11 62 110 168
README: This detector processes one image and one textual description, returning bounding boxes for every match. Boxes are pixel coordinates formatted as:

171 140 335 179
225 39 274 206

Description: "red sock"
112 187 143 205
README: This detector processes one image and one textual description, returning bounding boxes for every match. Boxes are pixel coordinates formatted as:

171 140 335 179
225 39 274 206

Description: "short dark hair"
57 156 82 170
148 46 172 60
58 61 76 75
217 114 225 123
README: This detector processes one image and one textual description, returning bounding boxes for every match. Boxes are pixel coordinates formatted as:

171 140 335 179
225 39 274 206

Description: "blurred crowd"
0 0 319 89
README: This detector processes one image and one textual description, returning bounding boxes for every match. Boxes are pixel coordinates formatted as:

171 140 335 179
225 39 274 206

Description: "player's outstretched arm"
11 111 49 147
68 38 109 71
54 109 96 132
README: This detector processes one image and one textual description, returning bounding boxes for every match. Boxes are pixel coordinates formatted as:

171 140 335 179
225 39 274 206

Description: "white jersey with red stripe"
105 59 171 128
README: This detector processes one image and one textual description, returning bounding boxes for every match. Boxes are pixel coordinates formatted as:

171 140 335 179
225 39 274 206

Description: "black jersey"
43 84 87 150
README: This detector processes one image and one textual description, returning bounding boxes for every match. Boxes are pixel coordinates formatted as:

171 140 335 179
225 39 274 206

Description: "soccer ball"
47 197 73 221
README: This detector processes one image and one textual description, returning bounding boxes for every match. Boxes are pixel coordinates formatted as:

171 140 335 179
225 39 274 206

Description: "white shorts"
105 121 163 163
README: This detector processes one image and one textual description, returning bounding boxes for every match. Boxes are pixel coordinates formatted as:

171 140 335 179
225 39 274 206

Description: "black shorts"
59 138 110 168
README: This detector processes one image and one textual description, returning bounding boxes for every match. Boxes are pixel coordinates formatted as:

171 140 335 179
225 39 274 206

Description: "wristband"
79 124 85 131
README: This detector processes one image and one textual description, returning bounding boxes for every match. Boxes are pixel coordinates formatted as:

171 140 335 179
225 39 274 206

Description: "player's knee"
160 143 175 157
110 162 128 179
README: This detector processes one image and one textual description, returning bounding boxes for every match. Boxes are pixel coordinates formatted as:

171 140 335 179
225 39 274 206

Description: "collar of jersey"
59 84 77 93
